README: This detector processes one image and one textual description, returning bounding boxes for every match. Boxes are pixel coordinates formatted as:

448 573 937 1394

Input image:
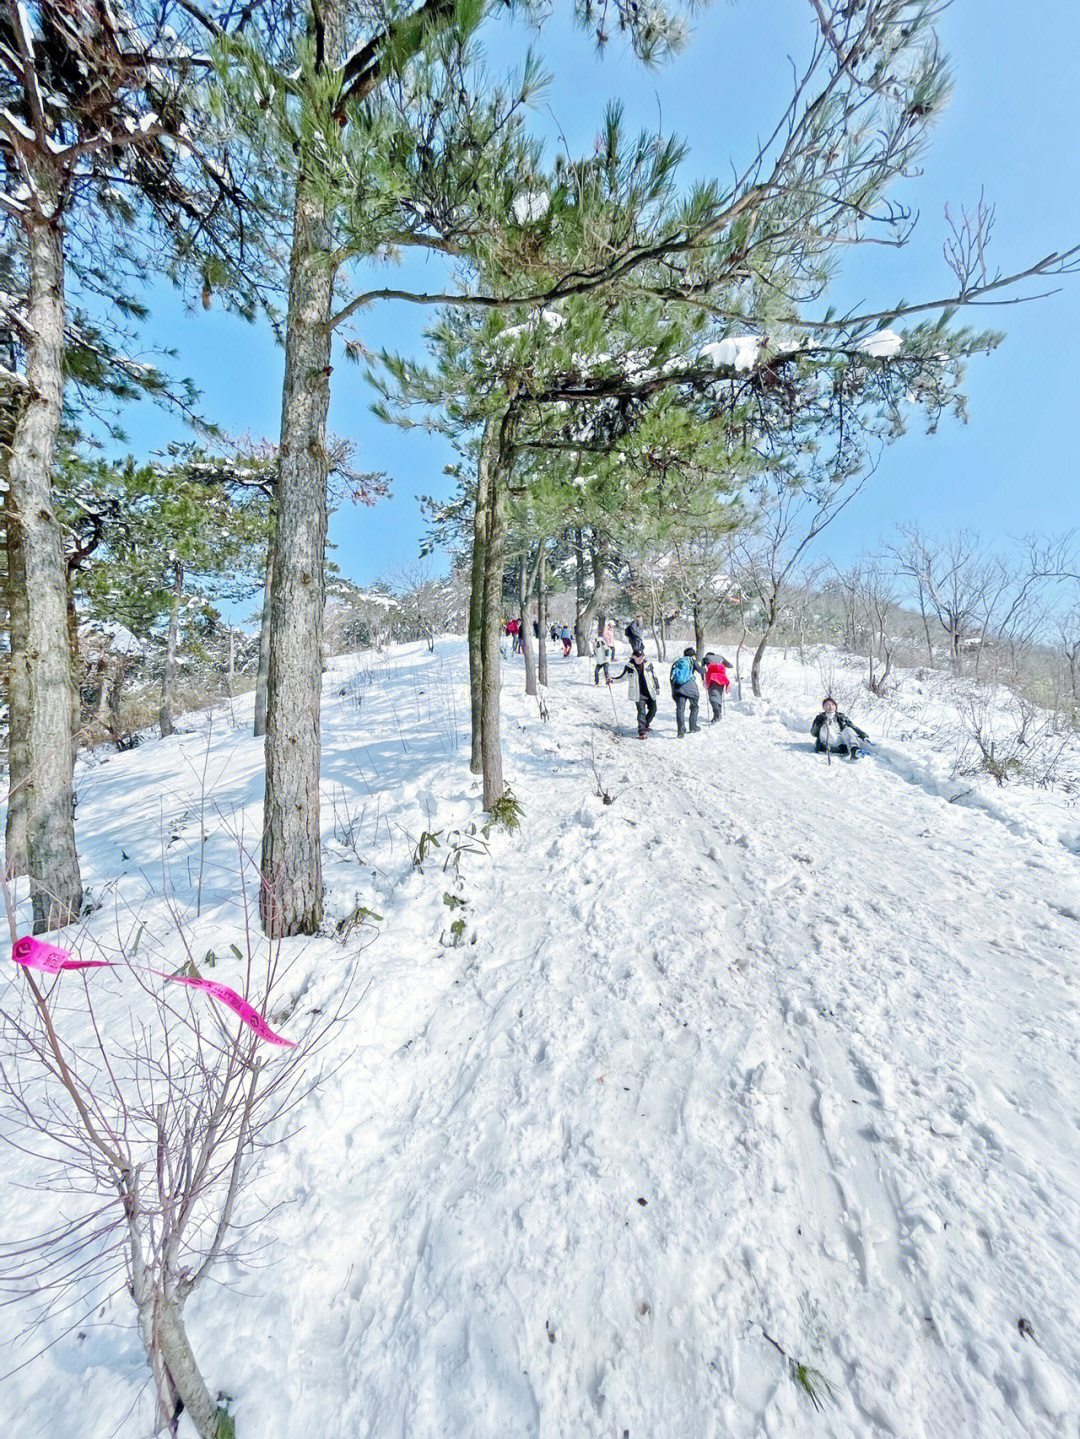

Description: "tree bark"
13 209 81 931
260 4 346 937
4 480 28 877
107 653 130 747
253 507 274 738
537 545 548 688
576 535 604 655
93 644 112 729
142 1293 226 1439
160 560 183 738
519 551 537 698
65 587 81 740
573 528 587 655
468 419 496 774
692 599 705 660
480 407 515 810
649 591 665 661
751 601 778 698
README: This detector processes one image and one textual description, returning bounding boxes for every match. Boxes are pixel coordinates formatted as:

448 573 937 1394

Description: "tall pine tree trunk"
536 545 548 689
105 652 131 746
480 464 507 808
93 646 112 728
13 207 81 931
253 505 274 738
159 560 183 738
573 528 587 654
4 474 28 877
468 418 496 775
577 534 604 654
65 587 80 739
260 11 345 936
480 404 516 810
693 598 705 659
519 552 537 697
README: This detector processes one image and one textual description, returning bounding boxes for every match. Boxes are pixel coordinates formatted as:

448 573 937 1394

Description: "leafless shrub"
0 845 347 1438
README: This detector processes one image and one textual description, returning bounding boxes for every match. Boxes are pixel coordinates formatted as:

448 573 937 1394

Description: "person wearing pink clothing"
703 653 731 722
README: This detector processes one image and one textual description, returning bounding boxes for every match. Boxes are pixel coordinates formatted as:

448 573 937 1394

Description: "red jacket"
705 662 730 688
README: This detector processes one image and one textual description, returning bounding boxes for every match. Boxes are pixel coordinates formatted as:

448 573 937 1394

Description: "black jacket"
811 710 868 742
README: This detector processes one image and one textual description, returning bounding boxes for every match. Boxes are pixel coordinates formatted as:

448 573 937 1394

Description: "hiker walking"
811 697 871 760
593 633 615 686
669 647 702 738
624 614 646 657
560 623 573 657
610 652 659 738
703 652 732 722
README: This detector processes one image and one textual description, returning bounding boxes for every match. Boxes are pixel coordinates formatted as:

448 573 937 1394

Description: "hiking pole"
607 676 619 725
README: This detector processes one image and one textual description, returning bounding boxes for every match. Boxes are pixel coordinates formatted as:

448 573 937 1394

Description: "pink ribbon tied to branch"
150 972 296 1048
11 937 295 1048
13 935 114 972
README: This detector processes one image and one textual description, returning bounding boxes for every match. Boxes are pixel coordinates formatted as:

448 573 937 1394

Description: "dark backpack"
670 655 693 687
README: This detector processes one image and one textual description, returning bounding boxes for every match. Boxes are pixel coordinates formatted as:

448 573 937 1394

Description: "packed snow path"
4 640 1080 1437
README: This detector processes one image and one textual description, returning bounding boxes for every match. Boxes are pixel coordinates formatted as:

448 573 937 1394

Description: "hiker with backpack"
811 697 871 760
670 647 703 738
593 634 615 685
609 651 659 738
703 653 732 722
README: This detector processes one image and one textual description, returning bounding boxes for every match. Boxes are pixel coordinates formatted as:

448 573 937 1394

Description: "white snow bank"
3 639 1080 1437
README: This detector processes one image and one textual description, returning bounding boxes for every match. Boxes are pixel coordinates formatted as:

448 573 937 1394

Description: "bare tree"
0 860 334 1438
1058 610 1080 706
857 559 899 695
887 527 1068 678
886 526 991 671
730 470 868 696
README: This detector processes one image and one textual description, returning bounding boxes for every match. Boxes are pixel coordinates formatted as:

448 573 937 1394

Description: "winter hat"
683 647 696 657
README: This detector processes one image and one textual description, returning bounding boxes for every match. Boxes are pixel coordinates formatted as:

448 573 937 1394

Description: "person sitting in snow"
811 696 870 759
702 653 732 722
609 651 659 738
669 647 703 738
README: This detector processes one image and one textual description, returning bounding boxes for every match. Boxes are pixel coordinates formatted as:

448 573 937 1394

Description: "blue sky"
115 0 1080 585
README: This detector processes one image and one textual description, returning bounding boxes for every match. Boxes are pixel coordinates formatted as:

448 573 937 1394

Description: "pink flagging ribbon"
11 937 295 1047
151 972 296 1047
12 936 115 973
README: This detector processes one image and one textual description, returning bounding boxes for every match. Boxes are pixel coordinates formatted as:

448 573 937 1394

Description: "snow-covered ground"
4 638 1080 1437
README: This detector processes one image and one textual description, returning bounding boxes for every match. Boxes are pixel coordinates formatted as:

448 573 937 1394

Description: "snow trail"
3 640 1080 1437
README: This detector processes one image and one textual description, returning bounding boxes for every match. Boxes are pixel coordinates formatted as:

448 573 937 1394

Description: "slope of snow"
3 640 1080 1437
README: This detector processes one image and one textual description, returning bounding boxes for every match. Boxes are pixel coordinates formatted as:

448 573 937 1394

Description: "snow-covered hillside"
4 639 1080 1438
